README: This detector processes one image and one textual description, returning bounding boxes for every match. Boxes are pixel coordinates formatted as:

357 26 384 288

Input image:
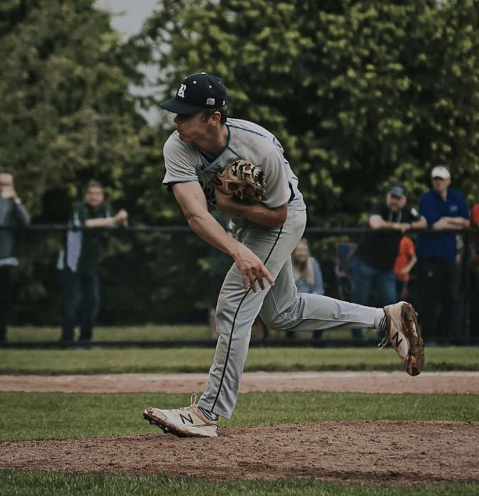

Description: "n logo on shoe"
392 331 403 347
179 413 194 425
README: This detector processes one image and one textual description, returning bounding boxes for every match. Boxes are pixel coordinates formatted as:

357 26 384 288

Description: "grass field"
1 391 478 442
0 341 478 495
4 325 389 342
1 391 478 494
1 471 477 496
0 346 478 374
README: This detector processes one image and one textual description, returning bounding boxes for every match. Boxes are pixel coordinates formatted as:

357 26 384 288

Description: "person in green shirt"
58 180 128 342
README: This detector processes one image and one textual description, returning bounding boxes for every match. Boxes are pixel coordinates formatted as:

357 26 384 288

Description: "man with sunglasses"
416 166 469 345
351 184 427 340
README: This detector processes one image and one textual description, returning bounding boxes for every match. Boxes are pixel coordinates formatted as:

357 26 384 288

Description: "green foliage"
137 0 479 223
0 0 143 212
3 1 479 325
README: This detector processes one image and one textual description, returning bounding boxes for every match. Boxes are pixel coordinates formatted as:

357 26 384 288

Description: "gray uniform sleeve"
259 144 290 209
163 134 198 186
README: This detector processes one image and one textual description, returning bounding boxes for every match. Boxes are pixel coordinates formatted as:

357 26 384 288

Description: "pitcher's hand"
232 243 274 292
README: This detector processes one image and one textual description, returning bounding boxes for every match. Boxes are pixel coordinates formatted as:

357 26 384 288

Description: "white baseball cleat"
381 301 425 376
143 394 218 438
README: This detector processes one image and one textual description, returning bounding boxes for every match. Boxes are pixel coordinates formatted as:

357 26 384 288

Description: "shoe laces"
189 393 198 407
377 335 388 350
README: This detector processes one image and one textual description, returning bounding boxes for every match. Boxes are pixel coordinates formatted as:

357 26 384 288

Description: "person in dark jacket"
58 180 128 342
351 183 426 340
0 172 30 342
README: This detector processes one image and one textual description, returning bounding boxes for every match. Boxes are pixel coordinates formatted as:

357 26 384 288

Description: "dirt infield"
1 372 478 486
1 371 479 394
1 422 478 485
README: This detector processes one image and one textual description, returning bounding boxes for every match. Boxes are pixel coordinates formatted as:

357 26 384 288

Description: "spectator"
351 183 426 340
469 203 479 343
0 172 30 342
287 238 325 341
416 165 470 345
208 210 233 340
394 237 417 302
58 180 128 343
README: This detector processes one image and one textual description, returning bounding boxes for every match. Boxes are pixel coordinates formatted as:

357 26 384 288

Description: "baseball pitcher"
143 73 424 438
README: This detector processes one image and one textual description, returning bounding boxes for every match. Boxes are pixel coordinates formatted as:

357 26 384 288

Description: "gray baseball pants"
198 208 382 419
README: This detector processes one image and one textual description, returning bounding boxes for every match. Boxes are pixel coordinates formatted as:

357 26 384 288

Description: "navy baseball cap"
160 73 227 114
388 183 407 198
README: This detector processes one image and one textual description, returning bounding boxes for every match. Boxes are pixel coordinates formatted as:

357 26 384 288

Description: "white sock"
199 407 218 422
374 309 387 332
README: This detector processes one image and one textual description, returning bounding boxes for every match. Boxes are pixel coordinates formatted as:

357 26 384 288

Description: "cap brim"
160 97 207 114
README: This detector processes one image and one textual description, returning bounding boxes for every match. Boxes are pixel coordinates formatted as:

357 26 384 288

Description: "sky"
96 0 159 38
96 0 161 123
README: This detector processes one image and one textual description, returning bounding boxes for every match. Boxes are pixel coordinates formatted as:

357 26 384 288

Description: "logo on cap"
206 98 215 105
177 84 186 99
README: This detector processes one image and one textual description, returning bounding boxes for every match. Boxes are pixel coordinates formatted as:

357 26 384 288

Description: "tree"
0 0 144 213
137 0 479 224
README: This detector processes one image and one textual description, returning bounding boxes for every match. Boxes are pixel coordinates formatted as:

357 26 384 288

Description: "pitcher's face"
173 112 210 142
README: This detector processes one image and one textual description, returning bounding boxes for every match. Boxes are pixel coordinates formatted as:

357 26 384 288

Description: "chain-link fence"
1 225 477 347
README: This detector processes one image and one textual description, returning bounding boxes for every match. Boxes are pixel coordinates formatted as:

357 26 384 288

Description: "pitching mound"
1 421 478 486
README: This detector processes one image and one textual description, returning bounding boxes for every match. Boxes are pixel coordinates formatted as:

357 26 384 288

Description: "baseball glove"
213 159 266 202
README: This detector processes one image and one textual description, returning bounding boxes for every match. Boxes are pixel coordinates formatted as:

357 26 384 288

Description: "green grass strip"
0 392 477 442
5 326 382 342
0 347 478 374
0 471 477 496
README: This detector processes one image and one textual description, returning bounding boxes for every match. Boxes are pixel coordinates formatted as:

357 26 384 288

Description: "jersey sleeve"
369 203 385 218
259 145 291 209
404 205 421 223
162 135 198 186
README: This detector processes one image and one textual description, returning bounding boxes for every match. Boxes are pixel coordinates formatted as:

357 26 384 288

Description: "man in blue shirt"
416 166 469 344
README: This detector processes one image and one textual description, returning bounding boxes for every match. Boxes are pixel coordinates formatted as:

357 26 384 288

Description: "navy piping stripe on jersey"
226 146 241 159
211 224 284 412
226 124 268 139
288 182 295 203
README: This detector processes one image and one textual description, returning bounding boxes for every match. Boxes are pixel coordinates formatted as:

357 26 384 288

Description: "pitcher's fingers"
262 267 275 287
242 274 249 291
248 272 257 293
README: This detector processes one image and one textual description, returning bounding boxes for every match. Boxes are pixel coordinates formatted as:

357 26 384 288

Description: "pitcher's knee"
260 314 296 332
214 297 235 337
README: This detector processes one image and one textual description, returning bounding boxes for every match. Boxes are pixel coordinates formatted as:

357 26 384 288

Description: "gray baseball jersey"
162 118 383 419
163 118 306 228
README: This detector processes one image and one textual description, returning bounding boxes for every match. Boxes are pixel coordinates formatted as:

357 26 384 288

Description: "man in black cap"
351 184 426 340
